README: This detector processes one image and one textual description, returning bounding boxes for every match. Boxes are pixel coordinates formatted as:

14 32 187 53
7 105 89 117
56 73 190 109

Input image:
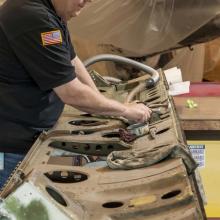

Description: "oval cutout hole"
96 145 102 151
72 145 78 150
46 186 67 207
102 132 120 138
160 114 170 120
99 89 106 93
45 171 88 183
156 128 170 135
107 145 114 150
102 201 124 209
84 145 90 151
80 113 92 117
71 130 95 135
161 190 181 199
146 96 160 103
69 120 106 126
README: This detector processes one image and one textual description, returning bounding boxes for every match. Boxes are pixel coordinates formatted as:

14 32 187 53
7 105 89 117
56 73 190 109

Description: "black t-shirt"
0 0 76 153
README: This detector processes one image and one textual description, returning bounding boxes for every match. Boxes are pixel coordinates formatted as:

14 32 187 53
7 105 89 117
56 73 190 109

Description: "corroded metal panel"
0 71 206 219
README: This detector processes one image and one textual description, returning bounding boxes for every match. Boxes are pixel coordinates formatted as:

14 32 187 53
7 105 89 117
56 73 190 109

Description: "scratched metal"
0 71 206 220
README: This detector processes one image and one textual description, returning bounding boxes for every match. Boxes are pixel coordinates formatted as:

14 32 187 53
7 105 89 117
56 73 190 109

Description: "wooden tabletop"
173 96 220 130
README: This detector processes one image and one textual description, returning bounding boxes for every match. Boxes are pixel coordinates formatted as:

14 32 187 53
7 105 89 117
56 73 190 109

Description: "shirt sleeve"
9 27 76 91
67 29 76 60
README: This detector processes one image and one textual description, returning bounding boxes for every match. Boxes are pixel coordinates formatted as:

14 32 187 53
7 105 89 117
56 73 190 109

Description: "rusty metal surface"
0 71 206 219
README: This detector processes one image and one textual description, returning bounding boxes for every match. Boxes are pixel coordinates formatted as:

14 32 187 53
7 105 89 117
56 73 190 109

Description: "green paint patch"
4 196 49 220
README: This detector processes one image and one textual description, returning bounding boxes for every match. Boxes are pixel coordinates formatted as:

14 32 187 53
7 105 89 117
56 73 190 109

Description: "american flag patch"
41 30 62 46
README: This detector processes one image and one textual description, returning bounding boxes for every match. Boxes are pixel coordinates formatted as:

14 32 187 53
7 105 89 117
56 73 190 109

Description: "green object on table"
186 99 198 108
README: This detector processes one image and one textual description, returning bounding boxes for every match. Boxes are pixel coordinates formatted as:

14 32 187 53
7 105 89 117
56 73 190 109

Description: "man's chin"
64 11 81 21
75 11 81 16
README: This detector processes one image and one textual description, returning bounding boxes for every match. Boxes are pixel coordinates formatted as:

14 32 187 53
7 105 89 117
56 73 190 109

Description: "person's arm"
53 78 151 123
71 56 99 92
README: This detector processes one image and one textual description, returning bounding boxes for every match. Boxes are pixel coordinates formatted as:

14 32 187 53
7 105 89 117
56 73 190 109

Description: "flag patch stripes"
41 30 62 46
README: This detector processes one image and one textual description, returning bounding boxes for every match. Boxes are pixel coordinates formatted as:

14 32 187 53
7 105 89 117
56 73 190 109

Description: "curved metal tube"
84 54 160 103
125 82 146 103
103 76 122 83
84 54 159 84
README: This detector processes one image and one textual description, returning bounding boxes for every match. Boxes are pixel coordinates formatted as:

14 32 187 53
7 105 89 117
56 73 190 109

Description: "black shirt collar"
42 0 65 23
41 0 56 12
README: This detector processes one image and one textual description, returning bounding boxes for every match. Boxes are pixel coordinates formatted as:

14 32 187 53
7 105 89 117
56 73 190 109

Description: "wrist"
121 104 129 118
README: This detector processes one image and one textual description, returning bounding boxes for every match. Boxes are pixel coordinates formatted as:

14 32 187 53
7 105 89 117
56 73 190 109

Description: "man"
0 0 151 188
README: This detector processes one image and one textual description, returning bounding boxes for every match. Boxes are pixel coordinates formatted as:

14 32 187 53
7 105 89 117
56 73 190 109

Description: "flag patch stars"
41 30 62 46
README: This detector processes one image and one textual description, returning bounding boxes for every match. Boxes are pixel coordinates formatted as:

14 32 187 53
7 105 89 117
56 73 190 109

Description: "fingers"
140 111 151 123
136 103 152 123
123 102 152 123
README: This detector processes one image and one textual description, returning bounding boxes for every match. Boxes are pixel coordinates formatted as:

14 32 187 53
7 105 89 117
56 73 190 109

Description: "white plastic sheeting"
69 0 220 56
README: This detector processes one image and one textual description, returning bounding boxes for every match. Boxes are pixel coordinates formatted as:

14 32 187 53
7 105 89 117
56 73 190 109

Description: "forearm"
72 56 99 92
54 78 152 123
64 80 126 116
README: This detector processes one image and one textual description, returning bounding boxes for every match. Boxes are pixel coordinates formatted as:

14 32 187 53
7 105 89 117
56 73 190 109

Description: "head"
51 0 92 21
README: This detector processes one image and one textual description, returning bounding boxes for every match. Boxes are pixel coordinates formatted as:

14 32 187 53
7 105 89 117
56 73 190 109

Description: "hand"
122 102 152 123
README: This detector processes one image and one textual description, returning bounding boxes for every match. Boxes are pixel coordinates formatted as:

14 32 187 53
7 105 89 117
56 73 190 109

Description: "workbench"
174 96 220 131
173 83 220 220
